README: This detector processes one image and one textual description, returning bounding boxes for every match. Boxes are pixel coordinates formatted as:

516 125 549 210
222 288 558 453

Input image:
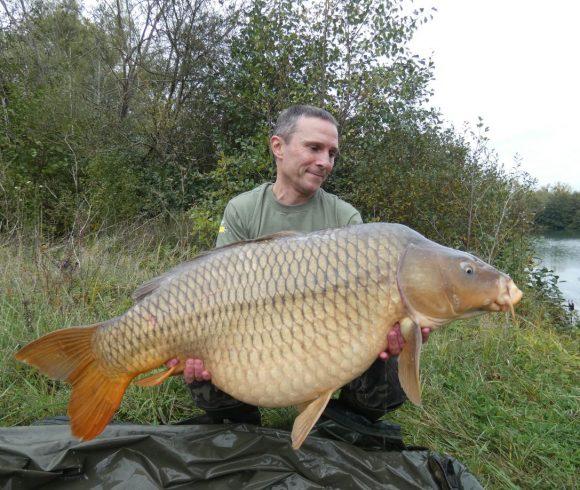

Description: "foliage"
0 0 238 231
0 1 569 327
0 0 540 288
533 184 580 232
1 0 442 233
525 264 578 328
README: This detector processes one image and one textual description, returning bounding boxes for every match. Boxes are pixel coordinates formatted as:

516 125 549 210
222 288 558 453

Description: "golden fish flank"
15 223 522 448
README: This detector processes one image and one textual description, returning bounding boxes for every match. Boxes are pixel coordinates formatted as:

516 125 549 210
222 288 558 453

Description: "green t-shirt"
216 183 363 247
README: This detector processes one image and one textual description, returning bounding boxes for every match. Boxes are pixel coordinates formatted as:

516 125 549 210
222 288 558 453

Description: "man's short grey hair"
273 105 338 141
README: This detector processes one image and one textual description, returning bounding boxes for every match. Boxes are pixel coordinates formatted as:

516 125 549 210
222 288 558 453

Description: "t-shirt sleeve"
335 198 363 226
347 210 363 225
330 192 363 227
215 201 249 247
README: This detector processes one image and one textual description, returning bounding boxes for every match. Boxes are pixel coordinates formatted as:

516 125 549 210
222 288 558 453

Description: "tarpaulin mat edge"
0 423 483 489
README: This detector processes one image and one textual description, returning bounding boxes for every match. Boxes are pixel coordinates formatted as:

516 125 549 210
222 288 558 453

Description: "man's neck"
271 181 315 206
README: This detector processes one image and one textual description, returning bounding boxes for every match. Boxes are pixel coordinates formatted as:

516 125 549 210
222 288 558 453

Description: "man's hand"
378 323 431 361
166 357 211 384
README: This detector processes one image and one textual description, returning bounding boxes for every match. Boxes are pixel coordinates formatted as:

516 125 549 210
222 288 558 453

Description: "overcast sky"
409 0 580 191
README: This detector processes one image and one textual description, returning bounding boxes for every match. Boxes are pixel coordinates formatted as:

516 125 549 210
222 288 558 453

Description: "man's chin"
304 174 326 188
301 183 323 195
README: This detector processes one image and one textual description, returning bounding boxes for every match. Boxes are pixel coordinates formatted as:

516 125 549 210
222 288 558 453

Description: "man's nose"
316 154 334 170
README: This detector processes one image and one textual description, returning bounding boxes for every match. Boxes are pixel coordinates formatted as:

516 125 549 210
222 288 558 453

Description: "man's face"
271 116 339 198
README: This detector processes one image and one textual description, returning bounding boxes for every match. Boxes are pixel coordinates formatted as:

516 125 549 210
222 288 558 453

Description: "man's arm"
216 202 249 247
347 211 363 225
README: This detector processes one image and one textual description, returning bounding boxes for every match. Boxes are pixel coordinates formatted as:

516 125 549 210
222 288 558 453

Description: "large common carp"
15 223 522 449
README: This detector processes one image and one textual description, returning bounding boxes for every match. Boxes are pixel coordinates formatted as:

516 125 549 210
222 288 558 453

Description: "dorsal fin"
132 231 302 303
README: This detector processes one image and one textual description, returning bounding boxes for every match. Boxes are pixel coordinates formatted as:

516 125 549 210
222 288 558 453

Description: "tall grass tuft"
1 219 577 488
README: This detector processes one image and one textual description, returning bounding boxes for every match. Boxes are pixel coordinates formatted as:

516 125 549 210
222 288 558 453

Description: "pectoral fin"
398 318 423 406
291 389 334 450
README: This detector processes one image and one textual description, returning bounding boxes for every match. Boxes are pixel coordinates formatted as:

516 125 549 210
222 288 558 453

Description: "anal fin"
398 317 423 406
135 364 180 387
295 401 309 413
291 389 334 450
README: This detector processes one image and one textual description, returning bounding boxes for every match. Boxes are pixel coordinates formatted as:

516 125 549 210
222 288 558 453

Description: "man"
170 105 430 438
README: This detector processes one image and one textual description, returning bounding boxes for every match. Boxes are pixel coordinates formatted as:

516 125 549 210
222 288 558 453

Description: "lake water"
534 233 580 308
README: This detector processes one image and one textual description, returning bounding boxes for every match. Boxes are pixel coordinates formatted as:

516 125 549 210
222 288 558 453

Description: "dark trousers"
188 357 406 421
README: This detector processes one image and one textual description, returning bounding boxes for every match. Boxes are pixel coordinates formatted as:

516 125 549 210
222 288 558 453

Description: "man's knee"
339 357 407 421
188 380 242 410
187 380 260 425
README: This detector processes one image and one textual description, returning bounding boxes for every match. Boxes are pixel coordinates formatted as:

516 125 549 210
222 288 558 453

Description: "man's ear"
270 135 284 160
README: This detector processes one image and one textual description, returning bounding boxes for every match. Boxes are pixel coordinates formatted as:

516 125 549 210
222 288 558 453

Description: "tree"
534 184 580 231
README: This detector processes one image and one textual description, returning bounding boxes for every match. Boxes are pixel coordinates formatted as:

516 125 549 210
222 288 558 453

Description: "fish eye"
461 262 475 275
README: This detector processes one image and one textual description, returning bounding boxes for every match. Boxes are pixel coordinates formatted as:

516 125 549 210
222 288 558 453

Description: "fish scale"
16 222 523 448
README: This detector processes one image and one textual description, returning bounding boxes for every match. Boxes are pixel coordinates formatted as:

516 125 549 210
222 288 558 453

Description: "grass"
1 222 578 488
390 317 578 488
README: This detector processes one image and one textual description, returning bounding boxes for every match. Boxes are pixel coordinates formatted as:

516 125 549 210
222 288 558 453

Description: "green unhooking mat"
0 423 483 489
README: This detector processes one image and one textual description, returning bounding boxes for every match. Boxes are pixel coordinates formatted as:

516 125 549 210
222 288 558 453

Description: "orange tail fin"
15 325 134 440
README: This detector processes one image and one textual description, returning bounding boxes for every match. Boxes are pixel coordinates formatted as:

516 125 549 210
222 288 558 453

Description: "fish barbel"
15 223 522 448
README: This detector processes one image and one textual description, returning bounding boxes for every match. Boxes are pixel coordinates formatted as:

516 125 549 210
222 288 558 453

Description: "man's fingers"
386 329 402 356
193 359 204 380
378 322 403 360
182 358 195 384
380 325 432 362
190 358 212 382
397 329 405 350
165 357 212 383
165 358 179 368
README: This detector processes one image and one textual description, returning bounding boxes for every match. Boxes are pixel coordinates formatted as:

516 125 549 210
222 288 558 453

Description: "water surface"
534 232 580 308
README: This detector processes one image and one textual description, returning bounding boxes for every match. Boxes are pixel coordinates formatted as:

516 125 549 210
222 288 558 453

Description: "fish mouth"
485 276 523 319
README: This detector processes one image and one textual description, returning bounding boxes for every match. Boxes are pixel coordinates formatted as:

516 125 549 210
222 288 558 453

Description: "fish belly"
206 289 399 407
